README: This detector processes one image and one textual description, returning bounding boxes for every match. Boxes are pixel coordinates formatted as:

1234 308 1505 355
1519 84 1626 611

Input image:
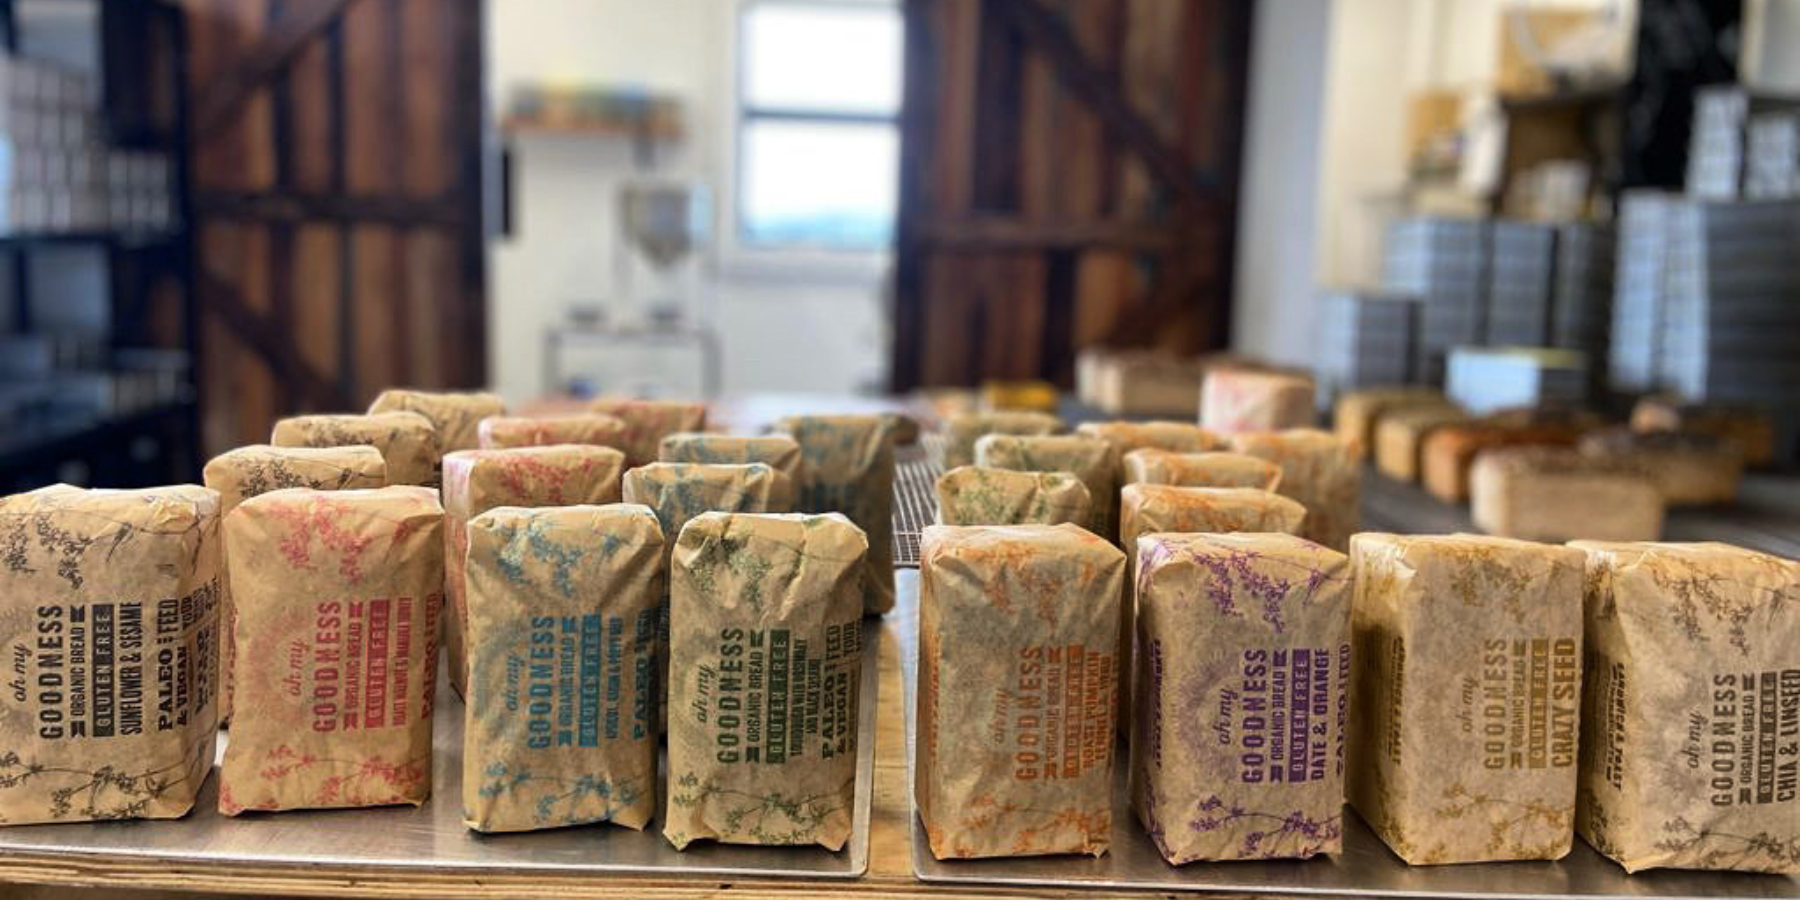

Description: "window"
737 0 901 251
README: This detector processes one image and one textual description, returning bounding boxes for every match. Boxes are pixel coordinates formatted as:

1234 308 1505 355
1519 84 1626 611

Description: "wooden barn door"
891 0 1252 390
183 0 485 453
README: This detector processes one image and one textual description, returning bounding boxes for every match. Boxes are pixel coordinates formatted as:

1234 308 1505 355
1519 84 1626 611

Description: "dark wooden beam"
889 0 938 393
194 189 464 226
200 271 343 409
193 0 357 138
915 216 1189 250
987 0 1217 211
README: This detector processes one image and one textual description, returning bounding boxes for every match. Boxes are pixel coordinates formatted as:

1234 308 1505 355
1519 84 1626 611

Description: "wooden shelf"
501 115 683 143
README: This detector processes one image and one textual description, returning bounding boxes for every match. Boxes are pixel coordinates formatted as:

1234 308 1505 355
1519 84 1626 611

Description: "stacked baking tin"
1485 221 1556 347
1314 292 1419 396
1381 216 1487 385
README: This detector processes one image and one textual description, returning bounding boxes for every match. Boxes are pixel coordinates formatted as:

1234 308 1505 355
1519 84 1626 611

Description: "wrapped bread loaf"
1580 429 1744 506
204 445 387 722
1075 420 1229 480
478 413 629 451
1122 449 1282 491
976 433 1114 539
916 524 1126 859
1469 447 1662 542
441 446 627 696
776 414 897 615
933 465 1091 527
943 411 1064 469
219 486 443 815
368 389 505 453
1630 396 1777 468
1347 533 1585 864
0 485 221 825
1571 541 1799 873
657 432 804 491
1231 430 1361 552
1420 415 1590 503
1131 532 1352 863
462 505 661 833
1374 406 1470 483
1081 349 1206 417
665 512 868 851
272 411 441 486
1201 369 1316 435
587 399 708 467
623 462 793 730
1333 387 1449 456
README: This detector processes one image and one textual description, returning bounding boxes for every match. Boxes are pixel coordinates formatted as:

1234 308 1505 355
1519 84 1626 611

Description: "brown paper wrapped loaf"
917 524 1125 859
1081 350 1206 417
1231 430 1361 552
1333 387 1449 455
658 432 805 488
1201 369 1316 435
0 485 221 825
587 399 708 467
976 433 1115 540
1580 429 1744 506
478 413 629 451
934 465 1091 527
1572 541 1800 874
1131 532 1352 863
1469 447 1663 542
441 446 627 696
204 445 387 722
664 512 867 851
219 486 443 815
462 504 661 833
368 389 505 453
943 411 1065 469
1347 533 1585 864
623 462 793 731
272 411 441 486
1076 422 1228 537
1374 406 1469 482
776 414 897 614
1122 449 1282 491
1420 416 1589 503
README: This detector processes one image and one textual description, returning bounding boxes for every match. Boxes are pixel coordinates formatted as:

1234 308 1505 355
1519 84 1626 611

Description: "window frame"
725 0 901 271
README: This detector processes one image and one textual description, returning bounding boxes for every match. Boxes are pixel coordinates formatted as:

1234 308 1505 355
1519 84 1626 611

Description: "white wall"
485 0 889 404
1231 0 1333 367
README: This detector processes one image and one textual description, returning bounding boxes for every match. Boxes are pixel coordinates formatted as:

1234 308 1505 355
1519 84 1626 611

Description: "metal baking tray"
0 619 882 880
894 574 1799 898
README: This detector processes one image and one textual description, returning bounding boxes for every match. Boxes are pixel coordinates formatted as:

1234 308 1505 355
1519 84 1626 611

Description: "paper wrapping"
657 432 805 493
1420 418 1587 503
933 465 1091 527
1469 448 1663 543
1332 388 1450 457
775 414 897 615
461 504 661 833
1079 349 1206 417
664 512 867 851
204 445 387 722
1580 429 1744 507
1122 449 1282 491
1231 430 1362 552
218 486 443 815
975 433 1115 540
1630 397 1777 468
1131 532 1352 863
1347 533 1585 864
943 411 1065 469
587 399 708 467
478 413 629 451
1570 541 1799 873
0 486 220 825
368 389 505 453
623 462 794 731
1200 369 1316 435
1374 407 1470 483
1074 420 1230 471
272 411 442 487
1117 485 1308 736
916 524 1125 859
441 446 627 696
